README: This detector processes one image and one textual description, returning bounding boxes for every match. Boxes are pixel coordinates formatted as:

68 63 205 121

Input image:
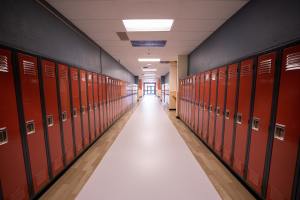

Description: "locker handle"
73 108 77 117
209 105 213 112
216 106 221 116
88 104 93 112
203 103 207 111
252 117 260 131
0 127 8 145
62 111 67 122
26 120 35 135
274 123 285 141
47 115 54 127
236 113 242 124
225 110 230 119
81 106 86 114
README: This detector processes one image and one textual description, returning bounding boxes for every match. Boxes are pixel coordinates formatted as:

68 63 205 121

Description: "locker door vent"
60 69 68 80
0 55 9 72
219 70 226 80
286 52 300 71
258 59 272 75
23 60 36 76
240 64 251 76
45 65 55 78
228 68 237 79
72 73 78 80
0 127 8 145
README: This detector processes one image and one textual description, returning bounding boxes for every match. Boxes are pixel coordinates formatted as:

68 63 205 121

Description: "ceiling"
46 0 248 79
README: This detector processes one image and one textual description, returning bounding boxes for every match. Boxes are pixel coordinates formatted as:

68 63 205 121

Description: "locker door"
93 73 100 137
194 76 199 133
87 72 95 142
0 49 29 200
208 69 219 147
41 60 64 176
246 52 277 194
57 64 74 164
203 72 211 141
103 76 108 129
18 53 49 192
191 76 195 131
198 73 205 138
266 45 300 200
179 80 183 119
79 70 90 146
223 64 239 164
98 75 103 134
69 67 83 155
232 59 254 176
214 66 227 155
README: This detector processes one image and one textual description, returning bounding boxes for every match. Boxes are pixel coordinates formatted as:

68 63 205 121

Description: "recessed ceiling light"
123 19 174 32
138 58 160 62
142 68 157 72
143 73 156 76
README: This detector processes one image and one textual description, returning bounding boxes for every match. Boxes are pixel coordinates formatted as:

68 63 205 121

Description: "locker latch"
203 103 207 111
252 117 260 131
225 110 230 119
216 106 221 116
26 120 35 135
88 104 93 111
94 105 97 110
209 105 213 112
236 113 242 124
274 123 285 141
47 115 54 127
0 127 8 145
62 111 67 122
81 106 86 114
73 108 77 117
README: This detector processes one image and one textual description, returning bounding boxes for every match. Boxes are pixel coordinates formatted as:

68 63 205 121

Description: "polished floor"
41 96 254 200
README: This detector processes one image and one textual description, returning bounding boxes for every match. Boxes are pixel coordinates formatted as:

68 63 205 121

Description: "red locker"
202 72 211 141
69 67 83 155
98 75 104 134
58 64 74 164
179 80 183 119
194 75 200 133
232 59 254 176
79 70 90 146
222 63 238 164
198 73 205 138
208 69 218 147
246 52 277 194
191 76 196 131
87 72 95 142
214 66 227 155
103 76 108 130
93 73 100 137
41 60 64 176
266 45 300 200
106 77 111 126
18 53 49 191
0 49 29 200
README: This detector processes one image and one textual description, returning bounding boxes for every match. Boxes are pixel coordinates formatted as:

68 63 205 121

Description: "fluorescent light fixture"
142 68 157 72
138 58 160 62
123 19 174 32
143 73 156 76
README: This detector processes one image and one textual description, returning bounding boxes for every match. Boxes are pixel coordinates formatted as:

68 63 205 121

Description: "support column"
176 55 188 116
168 61 177 110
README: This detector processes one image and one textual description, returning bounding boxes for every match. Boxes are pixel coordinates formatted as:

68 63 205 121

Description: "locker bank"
0 0 299 200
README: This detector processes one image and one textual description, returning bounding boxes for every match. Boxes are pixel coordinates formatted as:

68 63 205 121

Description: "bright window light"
138 58 160 62
123 19 174 32
143 68 157 72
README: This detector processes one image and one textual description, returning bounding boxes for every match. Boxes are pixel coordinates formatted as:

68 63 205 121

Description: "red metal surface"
266 45 300 200
41 60 64 176
232 59 254 176
208 69 218 147
58 64 74 164
198 73 205 138
0 49 29 200
194 75 200 134
98 75 104 134
246 52 277 194
223 63 238 164
18 53 49 191
103 76 108 130
87 72 95 142
214 66 227 155
69 67 83 155
202 72 211 141
93 73 100 137
79 70 89 146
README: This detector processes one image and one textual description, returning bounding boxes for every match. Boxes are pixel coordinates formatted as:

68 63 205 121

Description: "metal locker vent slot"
26 120 35 135
236 113 242 124
219 71 226 80
60 69 68 80
274 123 285 141
216 106 221 116
240 64 251 76
258 59 272 75
73 108 77 117
62 111 67 122
47 115 54 127
45 65 55 78
0 127 8 145
228 69 237 79
23 60 36 76
0 55 9 72
225 110 230 119
72 73 78 80
252 117 260 131
286 52 300 71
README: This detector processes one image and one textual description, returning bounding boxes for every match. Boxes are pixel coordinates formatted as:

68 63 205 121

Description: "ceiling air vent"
116 32 129 41
131 40 166 47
